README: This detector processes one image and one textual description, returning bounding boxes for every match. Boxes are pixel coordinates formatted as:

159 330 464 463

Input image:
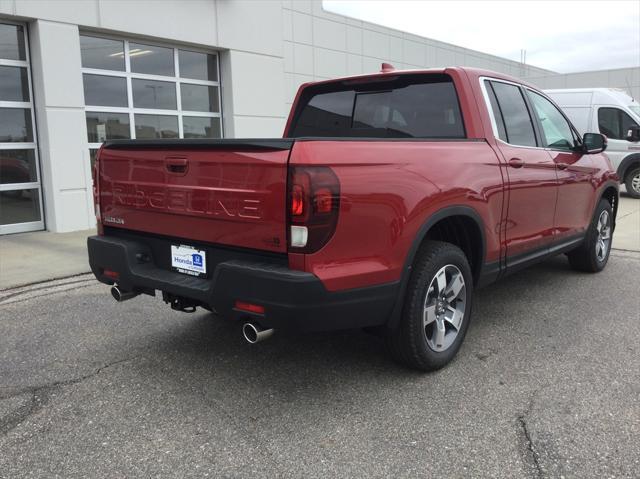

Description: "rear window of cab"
288 74 466 139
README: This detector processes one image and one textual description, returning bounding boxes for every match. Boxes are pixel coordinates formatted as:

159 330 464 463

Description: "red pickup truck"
88 67 618 371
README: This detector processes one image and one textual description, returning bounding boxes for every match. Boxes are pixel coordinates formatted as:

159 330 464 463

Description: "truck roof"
298 66 541 92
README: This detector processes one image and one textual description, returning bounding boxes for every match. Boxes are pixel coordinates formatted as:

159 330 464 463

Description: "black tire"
386 240 474 371
624 166 640 199
567 199 613 272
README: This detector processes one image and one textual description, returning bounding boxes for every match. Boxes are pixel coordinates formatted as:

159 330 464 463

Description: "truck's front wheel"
386 241 473 371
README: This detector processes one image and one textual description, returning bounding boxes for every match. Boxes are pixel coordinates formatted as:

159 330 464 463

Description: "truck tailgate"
98 139 293 253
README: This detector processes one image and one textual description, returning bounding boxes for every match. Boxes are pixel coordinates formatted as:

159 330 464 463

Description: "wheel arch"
599 181 619 231
386 205 486 330
616 153 640 182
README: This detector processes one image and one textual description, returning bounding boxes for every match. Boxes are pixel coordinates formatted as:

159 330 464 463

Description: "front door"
526 89 597 241
483 79 558 261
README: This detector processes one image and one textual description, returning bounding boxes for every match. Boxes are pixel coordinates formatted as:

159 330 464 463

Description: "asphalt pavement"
1 250 638 478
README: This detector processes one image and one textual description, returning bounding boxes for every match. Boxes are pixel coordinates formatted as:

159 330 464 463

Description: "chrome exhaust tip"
242 322 274 344
110 285 138 302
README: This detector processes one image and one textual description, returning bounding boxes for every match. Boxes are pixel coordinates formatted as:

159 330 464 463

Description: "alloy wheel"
595 209 611 262
423 264 466 352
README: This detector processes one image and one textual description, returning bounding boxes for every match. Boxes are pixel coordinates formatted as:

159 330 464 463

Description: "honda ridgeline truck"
545 88 640 198
88 67 618 371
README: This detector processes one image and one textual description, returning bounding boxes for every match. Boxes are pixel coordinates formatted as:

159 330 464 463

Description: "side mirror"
626 125 640 142
582 133 607 154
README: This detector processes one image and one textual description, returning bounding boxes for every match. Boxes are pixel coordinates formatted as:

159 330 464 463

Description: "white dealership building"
0 0 638 234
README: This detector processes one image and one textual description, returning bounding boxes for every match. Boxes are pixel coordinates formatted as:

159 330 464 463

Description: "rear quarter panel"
289 140 505 291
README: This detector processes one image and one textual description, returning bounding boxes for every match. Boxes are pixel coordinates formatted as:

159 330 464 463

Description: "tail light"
93 147 103 235
288 166 340 253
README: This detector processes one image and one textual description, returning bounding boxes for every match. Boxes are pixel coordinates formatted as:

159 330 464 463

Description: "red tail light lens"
288 166 340 253
93 147 104 235
291 184 305 217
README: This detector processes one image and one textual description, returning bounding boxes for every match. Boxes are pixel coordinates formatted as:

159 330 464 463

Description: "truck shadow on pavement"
134 253 597 384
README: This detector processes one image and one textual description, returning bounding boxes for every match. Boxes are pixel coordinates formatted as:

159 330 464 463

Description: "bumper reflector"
103 269 120 280
235 301 265 315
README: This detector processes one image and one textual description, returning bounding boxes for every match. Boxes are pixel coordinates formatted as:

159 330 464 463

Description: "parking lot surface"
1 250 639 478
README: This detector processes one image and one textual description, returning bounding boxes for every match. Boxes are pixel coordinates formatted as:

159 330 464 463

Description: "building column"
29 19 94 232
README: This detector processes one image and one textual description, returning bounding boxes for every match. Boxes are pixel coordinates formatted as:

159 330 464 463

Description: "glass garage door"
80 34 223 167
0 22 44 234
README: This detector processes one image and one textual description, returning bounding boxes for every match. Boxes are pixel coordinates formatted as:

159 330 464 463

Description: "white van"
545 88 640 198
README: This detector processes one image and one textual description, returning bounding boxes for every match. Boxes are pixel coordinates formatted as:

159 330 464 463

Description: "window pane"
0 108 33 142
527 91 575 150
130 43 174 76
0 24 26 61
83 74 128 107
0 66 29 102
86 112 131 142
484 81 507 141
181 84 219 112
134 114 178 139
490 82 537 147
598 108 620 139
179 50 218 81
293 90 353 136
80 35 125 71
0 149 37 184
183 117 221 138
132 79 176 109
599 108 640 140
291 75 465 138
620 110 640 137
0 188 41 225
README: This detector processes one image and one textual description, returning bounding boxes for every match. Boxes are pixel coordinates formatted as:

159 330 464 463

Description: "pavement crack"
0 355 141 435
517 390 544 479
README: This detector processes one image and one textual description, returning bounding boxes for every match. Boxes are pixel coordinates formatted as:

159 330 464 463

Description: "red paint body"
96 67 617 293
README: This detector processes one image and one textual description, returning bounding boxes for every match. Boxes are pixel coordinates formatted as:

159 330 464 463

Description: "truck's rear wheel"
625 166 640 199
567 199 613 272
386 241 473 371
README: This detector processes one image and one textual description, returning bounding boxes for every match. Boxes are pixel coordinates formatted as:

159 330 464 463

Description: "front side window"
289 74 465 139
598 107 640 140
527 90 576 150
488 81 537 147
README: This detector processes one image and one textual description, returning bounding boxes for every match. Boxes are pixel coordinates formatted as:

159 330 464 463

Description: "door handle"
556 162 569 170
165 157 188 175
508 158 524 168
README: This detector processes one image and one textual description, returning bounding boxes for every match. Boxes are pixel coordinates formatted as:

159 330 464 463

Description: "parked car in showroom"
546 88 640 198
88 66 618 371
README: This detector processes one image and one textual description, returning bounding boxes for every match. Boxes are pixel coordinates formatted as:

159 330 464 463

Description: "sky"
323 0 640 73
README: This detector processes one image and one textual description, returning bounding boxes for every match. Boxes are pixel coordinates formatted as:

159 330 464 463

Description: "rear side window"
486 80 537 147
598 107 639 140
289 74 465 139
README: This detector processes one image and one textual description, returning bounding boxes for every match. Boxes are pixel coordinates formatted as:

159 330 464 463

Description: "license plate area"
171 244 207 277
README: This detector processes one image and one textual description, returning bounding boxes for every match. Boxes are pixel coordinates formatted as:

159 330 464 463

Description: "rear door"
483 79 558 260
98 139 292 253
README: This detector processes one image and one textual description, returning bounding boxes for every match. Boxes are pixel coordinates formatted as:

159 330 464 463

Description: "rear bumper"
88 235 397 332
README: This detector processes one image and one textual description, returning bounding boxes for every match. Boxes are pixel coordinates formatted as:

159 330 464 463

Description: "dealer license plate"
171 244 207 277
